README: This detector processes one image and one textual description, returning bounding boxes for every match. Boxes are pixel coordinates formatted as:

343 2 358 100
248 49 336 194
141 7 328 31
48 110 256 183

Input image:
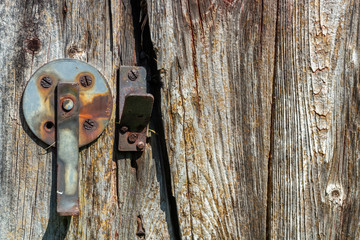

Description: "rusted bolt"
40 76 52 88
136 216 145 238
83 119 95 130
80 75 93 87
120 126 128 133
136 141 145 150
62 98 74 111
128 69 139 81
128 133 138 143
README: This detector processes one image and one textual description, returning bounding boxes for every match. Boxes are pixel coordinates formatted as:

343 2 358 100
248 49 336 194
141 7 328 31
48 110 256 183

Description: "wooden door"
1 0 360 239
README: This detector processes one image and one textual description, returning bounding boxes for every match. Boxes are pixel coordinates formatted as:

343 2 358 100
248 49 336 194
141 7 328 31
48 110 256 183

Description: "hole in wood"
331 190 340 198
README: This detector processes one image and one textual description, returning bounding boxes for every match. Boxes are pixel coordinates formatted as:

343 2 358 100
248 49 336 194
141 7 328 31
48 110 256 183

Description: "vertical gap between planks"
128 0 182 239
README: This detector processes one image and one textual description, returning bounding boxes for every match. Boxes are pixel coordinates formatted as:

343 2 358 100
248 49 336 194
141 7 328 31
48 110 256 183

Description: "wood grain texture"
147 0 360 239
268 0 360 239
147 0 276 238
2 0 360 239
0 0 170 239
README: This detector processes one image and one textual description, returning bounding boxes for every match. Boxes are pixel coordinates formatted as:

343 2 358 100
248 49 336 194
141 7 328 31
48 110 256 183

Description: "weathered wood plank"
268 0 360 239
3 0 360 239
0 0 169 239
147 0 277 238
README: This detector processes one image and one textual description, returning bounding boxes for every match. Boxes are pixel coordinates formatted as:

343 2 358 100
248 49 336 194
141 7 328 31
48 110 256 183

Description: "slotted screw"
80 75 93 87
83 119 95 130
128 69 139 81
40 76 52 88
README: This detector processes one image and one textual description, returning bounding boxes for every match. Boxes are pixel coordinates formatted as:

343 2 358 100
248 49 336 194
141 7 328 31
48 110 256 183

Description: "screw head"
80 75 93 87
62 98 74 111
26 37 41 53
83 119 95 130
40 76 52 88
128 133 138 143
128 69 139 81
120 126 128 133
136 141 145 150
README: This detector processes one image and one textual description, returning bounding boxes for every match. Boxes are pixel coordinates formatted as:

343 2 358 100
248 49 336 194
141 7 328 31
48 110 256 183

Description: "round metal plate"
22 59 113 147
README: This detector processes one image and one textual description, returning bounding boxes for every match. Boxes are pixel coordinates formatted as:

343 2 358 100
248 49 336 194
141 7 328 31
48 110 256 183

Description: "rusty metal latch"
118 66 154 151
22 59 113 216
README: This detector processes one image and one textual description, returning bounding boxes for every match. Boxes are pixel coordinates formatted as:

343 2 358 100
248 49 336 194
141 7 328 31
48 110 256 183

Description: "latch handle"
56 82 80 215
120 93 154 132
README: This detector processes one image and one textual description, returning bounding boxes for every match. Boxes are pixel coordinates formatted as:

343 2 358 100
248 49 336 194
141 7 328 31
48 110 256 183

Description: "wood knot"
326 184 344 207
223 0 239 7
67 45 85 59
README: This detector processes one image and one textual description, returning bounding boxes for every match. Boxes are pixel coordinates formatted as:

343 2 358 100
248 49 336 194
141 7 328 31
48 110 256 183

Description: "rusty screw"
62 98 74 111
136 141 145 150
83 119 95 130
128 69 139 81
120 126 128 134
128 133 138 143
26 37 41 53
80 75 93 87
40 76 52 88
136 216 145 238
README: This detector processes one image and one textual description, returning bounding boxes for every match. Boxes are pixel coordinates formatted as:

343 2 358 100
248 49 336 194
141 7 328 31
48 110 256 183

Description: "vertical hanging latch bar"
56 82 80 216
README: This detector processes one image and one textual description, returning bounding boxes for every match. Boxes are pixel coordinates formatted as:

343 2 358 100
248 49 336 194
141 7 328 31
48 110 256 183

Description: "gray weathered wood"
268 0 360 239
147 0 276 238
2 0 360 239
147 0 360 239
0 0 170 239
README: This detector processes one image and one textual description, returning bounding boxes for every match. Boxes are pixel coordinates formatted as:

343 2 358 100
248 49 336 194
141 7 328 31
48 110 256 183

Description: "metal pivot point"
118 66 154 151
22 59 113 216
57 83 79 215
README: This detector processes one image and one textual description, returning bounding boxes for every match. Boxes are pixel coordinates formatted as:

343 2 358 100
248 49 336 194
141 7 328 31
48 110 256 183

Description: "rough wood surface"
2 0 360 239
147 0 276 238
0 0 170 239
147 0 360 239
268 0 360 239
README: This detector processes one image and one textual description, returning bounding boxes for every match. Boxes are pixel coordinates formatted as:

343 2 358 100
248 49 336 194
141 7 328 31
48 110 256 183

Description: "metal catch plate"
22 59 113 147
118 66 153 151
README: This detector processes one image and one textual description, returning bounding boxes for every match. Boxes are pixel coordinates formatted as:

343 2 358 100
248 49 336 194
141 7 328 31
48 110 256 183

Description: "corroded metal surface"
22 59 113 147
118 66 154 151
57 83 79 216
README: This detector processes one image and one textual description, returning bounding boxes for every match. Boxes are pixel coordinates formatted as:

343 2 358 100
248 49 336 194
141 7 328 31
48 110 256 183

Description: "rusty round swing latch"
22 59 113 147
22 59 113 216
